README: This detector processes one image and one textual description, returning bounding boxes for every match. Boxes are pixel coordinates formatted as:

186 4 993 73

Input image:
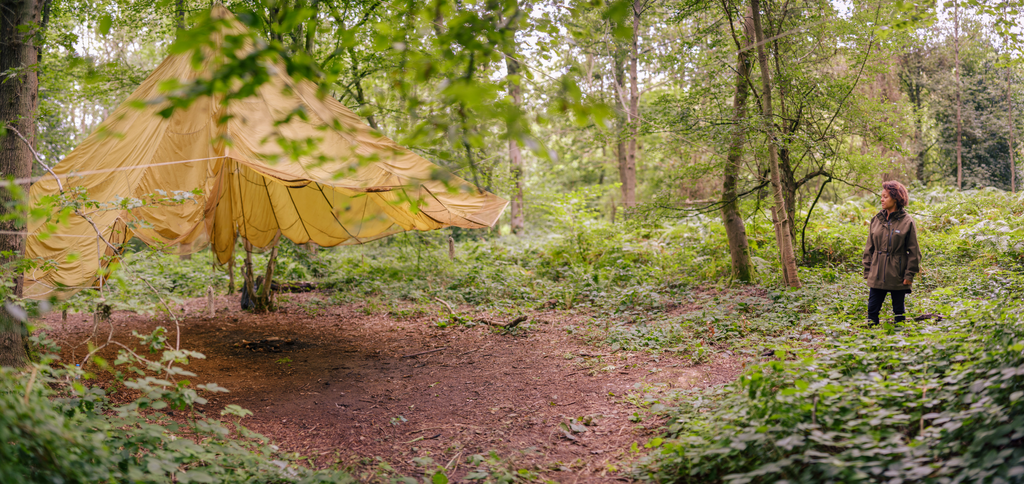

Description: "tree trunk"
779 145 797 241
1006 7 1017 193
174 0 188 261
721 5 754 283
175 0 185 30
954 1 963 190
241 240 257 308
751 0 800 288
623 0 642 208
504 4 525 235
612 47 633 208
227 255 235 295
254 246 277 313
239 242 277 313
305 0 319 54
1011 94 1017 193
0 0 47 367
912 83 926 181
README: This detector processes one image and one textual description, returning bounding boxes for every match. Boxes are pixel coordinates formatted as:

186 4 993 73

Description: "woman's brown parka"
863 209 921 291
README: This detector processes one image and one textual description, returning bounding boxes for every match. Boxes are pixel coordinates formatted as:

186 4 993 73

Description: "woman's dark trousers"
868 288 907 325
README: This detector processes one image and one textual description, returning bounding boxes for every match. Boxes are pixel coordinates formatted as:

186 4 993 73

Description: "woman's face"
880 189 896 211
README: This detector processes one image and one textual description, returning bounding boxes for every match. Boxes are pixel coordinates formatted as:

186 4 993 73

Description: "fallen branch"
433 297 455 314
476 315 528 330
402 347 447 358
404 433 441 444
407 426 445 435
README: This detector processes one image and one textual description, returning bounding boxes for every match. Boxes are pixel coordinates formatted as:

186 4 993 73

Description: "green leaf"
97 14 113 35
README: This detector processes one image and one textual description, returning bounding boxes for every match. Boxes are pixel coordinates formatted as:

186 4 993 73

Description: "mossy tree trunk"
0 0 50 367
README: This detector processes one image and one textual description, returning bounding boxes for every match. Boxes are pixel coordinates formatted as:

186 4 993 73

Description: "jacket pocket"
885 255 901 286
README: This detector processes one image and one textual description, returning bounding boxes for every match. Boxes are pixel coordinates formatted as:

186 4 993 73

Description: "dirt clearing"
42 293 745 483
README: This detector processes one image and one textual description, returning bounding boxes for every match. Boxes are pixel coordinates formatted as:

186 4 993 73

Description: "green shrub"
635 272 1024 483
0 335 352 483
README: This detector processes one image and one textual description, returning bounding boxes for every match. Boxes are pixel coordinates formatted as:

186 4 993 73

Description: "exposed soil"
42 293 747 483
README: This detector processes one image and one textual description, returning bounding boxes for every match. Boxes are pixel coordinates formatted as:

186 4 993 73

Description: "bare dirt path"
43 293 746 483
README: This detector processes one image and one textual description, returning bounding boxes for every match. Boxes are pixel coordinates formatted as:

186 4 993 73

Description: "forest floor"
42 292 746 483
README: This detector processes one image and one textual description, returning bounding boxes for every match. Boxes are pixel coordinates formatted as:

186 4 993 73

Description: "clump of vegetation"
630 190 1024 482
634 284 1024 483
0 333 352 483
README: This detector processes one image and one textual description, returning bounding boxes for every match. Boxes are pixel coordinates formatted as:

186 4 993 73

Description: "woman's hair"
882 180 909 211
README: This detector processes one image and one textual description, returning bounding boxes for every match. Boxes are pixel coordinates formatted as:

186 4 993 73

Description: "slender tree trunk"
779 146 797 240
1011 92 1017 193
504 4 525 234
612 48 633 207
751 0 800 288
227 255 235 295
305 0 319 54
175 0 192 262
0 0 47 367
175 0 185 29
721 6 754 282
349 53 380 130
954 0 963 190
623 0 642 208
1006 6 1017 193
913 84 926 181
770 24 799 242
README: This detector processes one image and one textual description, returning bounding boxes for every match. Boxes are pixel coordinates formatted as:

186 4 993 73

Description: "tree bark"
623 0 643 208
721 5 754 283
305 0 319 54
504 4 525 234
612 46 633 207
1010 87 1017 193
779 145 797 240
751 0 800 288
912 83 926 181
0 0 48 367
1006 6 1017 193
254 246 277 313
954 0 963 190
227 255 235 295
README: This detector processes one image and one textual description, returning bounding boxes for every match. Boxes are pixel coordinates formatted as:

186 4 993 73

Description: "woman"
862 181 921 326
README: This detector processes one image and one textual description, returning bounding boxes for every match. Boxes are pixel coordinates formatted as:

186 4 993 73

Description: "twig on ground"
407 426 445 435
446 451 462 474
402 347 447 358
457 348 480 357
476 315 528 330
433 297 455 314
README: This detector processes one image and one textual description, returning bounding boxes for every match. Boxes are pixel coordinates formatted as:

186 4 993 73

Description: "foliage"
634 276 1024 483
628 188 1024 482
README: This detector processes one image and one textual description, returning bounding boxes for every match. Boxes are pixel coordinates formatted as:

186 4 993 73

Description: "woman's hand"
903 279 912 286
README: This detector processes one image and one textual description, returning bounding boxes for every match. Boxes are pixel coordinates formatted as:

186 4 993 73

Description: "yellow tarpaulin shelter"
23 6 507 300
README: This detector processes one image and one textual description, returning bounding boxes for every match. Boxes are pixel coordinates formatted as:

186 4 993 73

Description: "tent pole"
242 239 257 305
227 255 235 295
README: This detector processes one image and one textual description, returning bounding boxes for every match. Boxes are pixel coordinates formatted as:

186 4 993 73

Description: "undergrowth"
37 186 1024 482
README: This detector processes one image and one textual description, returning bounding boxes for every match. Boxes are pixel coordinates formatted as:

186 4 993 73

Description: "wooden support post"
207 286 215 318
